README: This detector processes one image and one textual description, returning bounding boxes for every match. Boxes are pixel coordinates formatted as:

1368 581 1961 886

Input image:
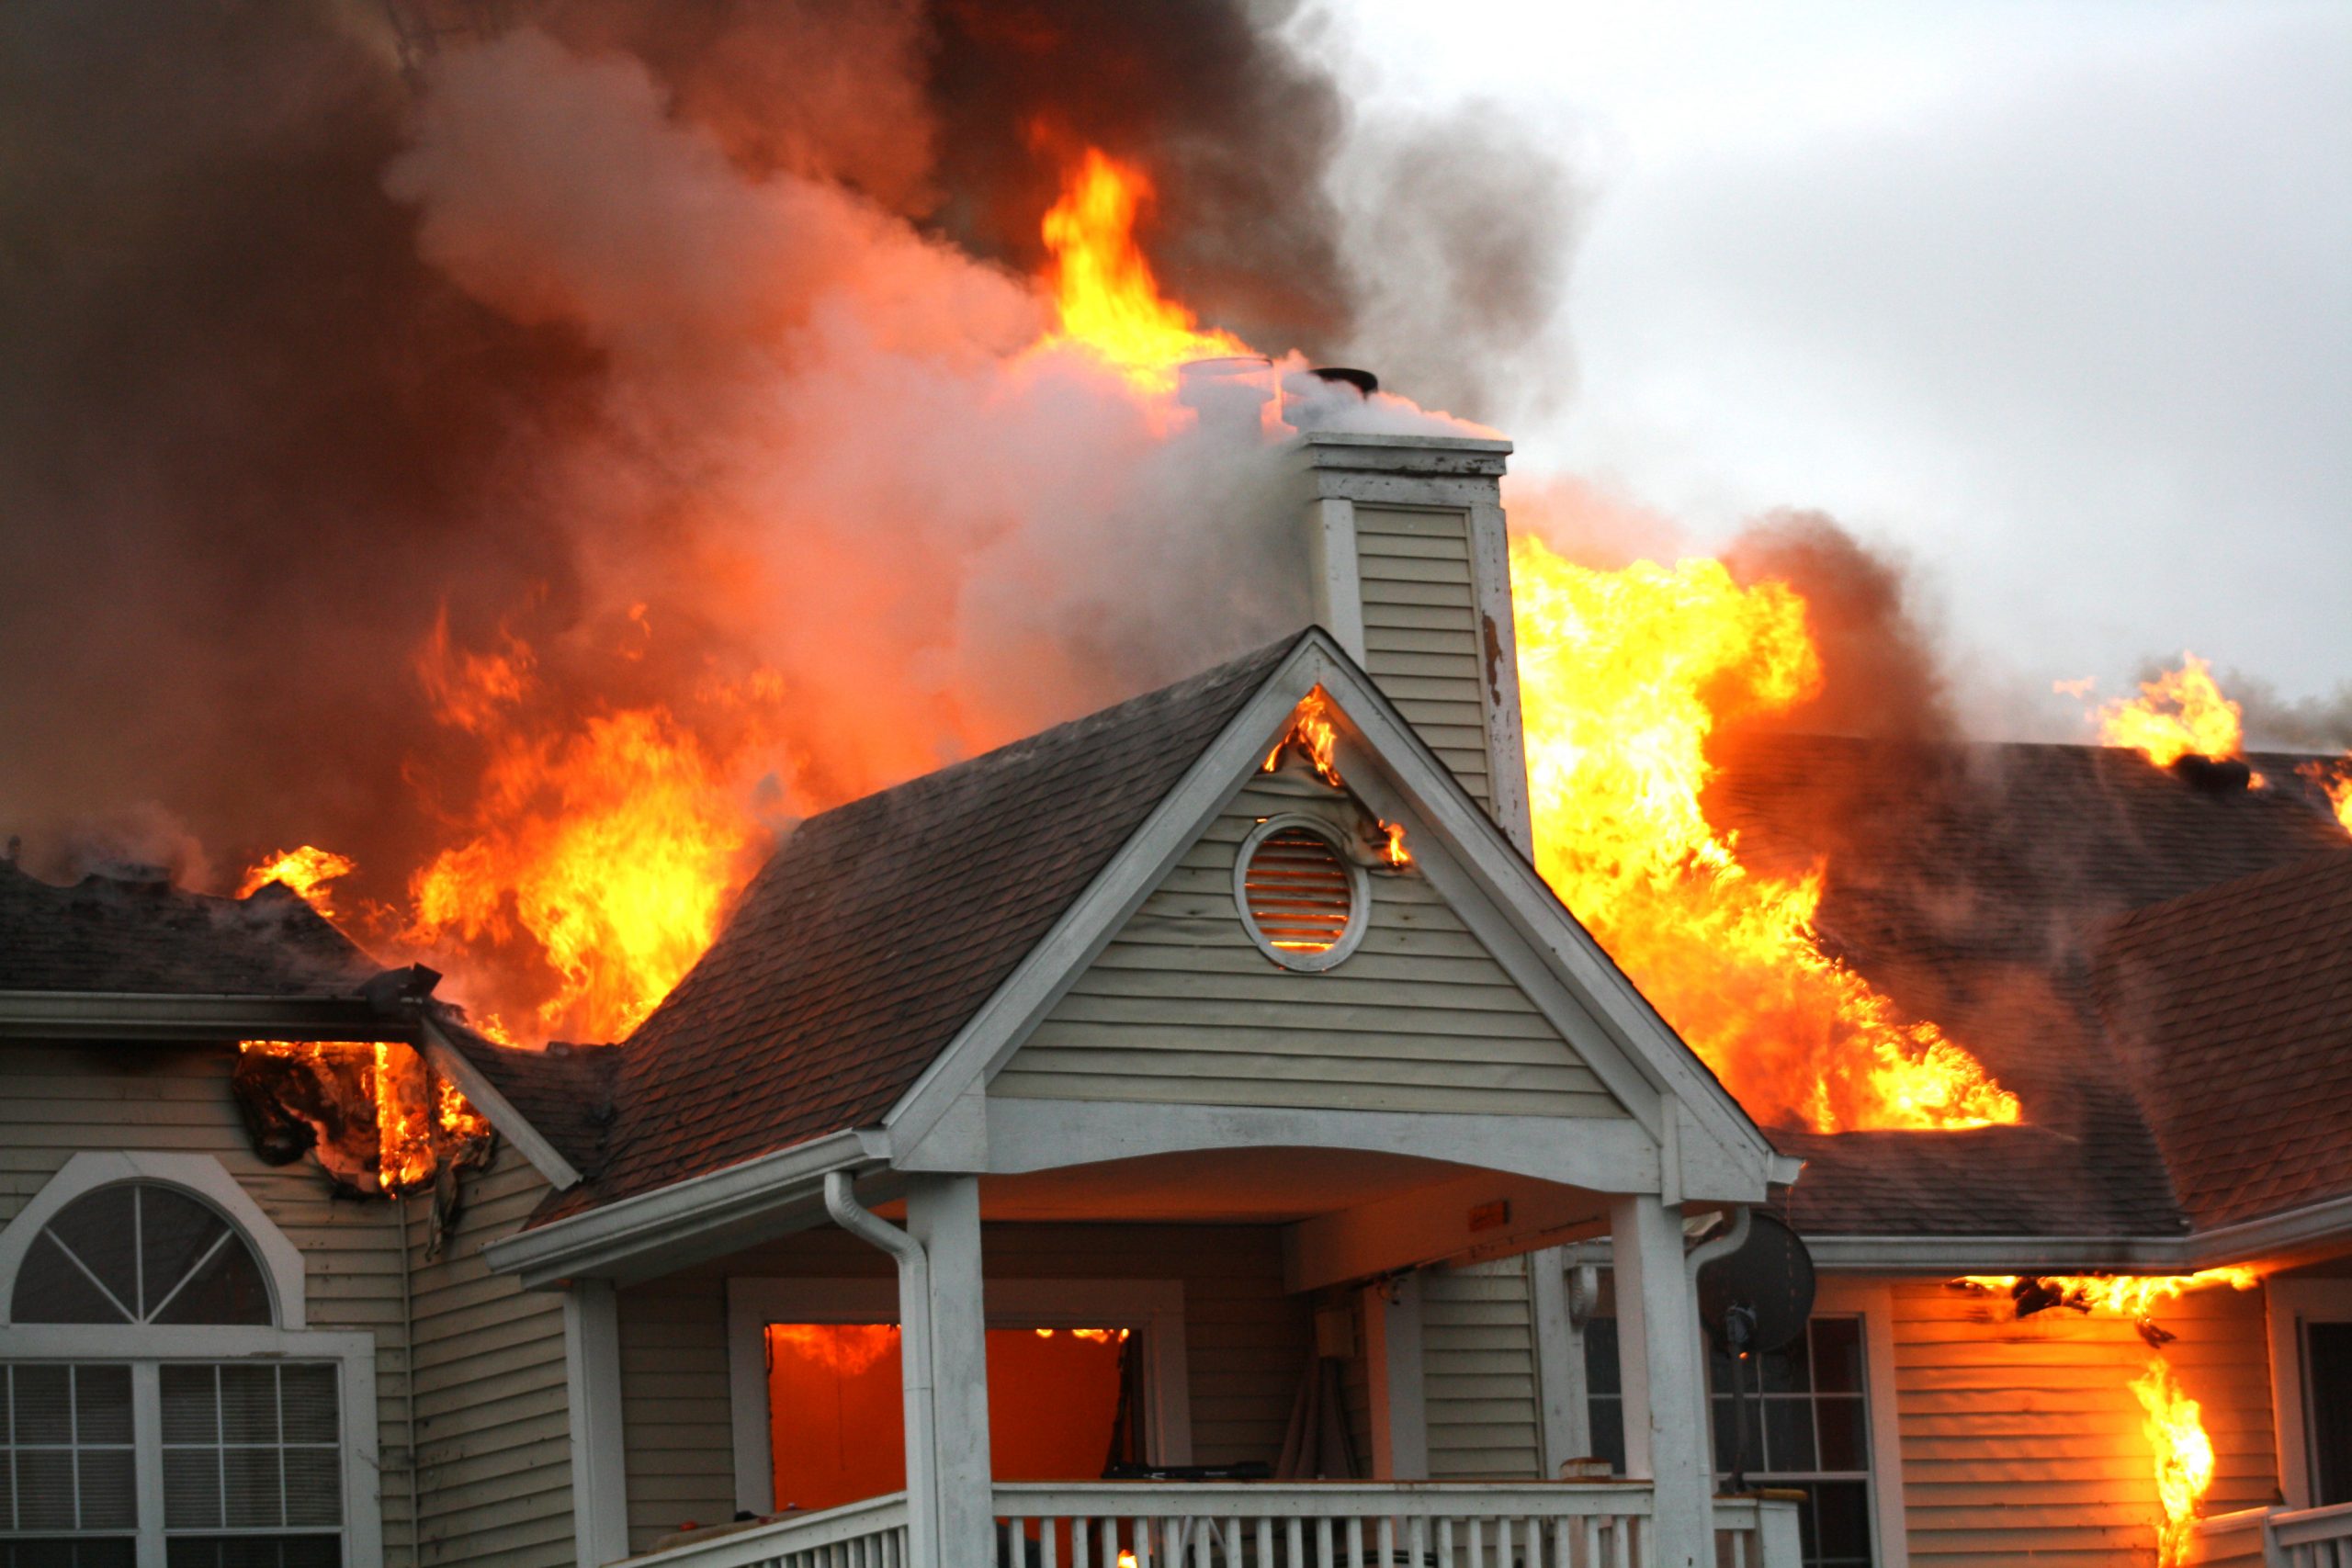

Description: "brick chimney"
1291 430 1532 853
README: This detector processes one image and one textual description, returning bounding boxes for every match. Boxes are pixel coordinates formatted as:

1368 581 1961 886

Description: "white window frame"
2265 1277 2352 1509
0 1154 383 1568
725 1277 1190 1517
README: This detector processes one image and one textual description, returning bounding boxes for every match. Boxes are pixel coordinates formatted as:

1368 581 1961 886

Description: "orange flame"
2132 1356 2216 1568
237 845 358 917
235 1039 489 1195
1510 536 2019 1132
1955 1268 2258 1335
1264 688 1343 787
769 1323 899 1377
2298 756 2352 833
1038 148 1249 390
2081 653 2245 769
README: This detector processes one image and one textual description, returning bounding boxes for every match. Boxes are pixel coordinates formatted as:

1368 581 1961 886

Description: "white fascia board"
482 1128 886 1288
1307 658 1781 1185
881 634 1346 1154
0 989 406 1042
415 1014 582 1191
1801 1193 2352 1274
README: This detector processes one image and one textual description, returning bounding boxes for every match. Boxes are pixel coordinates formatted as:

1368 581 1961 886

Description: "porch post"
1610 1194 1712 1568
908 1176 994 1567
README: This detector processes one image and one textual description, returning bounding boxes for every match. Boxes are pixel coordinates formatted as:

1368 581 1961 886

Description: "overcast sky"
1302 1 2352 730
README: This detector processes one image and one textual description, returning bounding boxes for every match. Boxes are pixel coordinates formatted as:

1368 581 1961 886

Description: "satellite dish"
1697 1212 1816 1356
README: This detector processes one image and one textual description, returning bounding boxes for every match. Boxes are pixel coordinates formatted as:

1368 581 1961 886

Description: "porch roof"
529 634 1306 1225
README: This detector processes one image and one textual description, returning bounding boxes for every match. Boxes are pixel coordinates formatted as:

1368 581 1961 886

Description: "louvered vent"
1241 826 1358 964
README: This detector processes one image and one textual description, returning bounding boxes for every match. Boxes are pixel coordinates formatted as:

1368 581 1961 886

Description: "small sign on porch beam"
1469 1199 1511 1233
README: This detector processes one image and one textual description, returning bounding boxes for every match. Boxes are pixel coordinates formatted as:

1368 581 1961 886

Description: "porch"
619 1481 1800 1568
2191 1500 2352 1568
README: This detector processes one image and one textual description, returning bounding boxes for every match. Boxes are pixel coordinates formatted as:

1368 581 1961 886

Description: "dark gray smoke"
0 0 1580 903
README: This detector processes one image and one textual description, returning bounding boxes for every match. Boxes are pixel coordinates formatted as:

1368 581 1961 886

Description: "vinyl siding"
407 1141 574 1568
992 776 1624 1119
0 1042 419 1564
1421 1258 1544 1479
0 1041 574 1568
616 1224 1311 1555
1888 1279 2278 1566
1355 505 1493 806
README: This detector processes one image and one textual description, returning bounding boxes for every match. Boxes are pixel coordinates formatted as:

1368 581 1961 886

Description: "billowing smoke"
0 0 1577 1032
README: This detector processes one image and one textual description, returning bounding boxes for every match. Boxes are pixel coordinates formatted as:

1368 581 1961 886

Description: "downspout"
1682 1207 1750 1505
824 1171 939 1567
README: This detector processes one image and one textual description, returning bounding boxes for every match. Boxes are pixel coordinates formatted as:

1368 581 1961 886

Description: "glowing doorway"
765 1324 1132 1515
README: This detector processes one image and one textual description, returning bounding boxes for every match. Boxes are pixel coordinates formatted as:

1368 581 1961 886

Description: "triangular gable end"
884 632 1792 1203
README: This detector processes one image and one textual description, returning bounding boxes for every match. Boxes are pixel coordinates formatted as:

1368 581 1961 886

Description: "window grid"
0 1363 137 1541
161 1363 342 1539
1585 1314 1876 1568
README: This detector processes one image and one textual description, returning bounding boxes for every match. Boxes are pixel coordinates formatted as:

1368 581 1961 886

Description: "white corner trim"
726 1276 1192 1514
2265 1277 2352 1509
417 1016 582 1190
0 1151 308 1330
565 1280 630 1567
1363 1273 1428 1481
1307 495 1368 664
1464 492 1536 858
1814 1277 1910 1568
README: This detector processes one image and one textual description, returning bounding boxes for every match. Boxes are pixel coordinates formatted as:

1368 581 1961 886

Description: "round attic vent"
1235 816 1370 972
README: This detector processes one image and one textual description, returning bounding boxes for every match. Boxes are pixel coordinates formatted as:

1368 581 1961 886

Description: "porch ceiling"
973 1146 1486 1223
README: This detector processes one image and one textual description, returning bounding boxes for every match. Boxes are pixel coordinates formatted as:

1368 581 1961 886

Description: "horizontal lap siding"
1356 506 1491 806
616 1224 1311 1552
0 1043 419 1565
408 1143 573 1568
1889 1280 2277 1566
1421 1259 1544 1479
994 781 1622 1118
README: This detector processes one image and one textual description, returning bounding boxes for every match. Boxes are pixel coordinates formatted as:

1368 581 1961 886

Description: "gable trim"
889 631 1789 1200
418 1014 583 1190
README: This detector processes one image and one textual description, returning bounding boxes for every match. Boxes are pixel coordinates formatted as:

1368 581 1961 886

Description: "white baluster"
1435 1516 1455 1568
1317 1515 1336 1568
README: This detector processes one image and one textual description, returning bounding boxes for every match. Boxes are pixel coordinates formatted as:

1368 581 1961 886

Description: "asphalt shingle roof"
0 861 378 998
534 634 1302 1224
1713 734 2352 1239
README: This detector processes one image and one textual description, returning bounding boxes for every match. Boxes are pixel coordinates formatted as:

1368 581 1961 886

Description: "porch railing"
2193 1500 2352 1568
993 1480 1654 1567
617 1483 1804 1568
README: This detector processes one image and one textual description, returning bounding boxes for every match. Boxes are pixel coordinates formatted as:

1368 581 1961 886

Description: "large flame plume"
1510 536 2019 1132
2076 652 2247 769
1955 1269 2257 1564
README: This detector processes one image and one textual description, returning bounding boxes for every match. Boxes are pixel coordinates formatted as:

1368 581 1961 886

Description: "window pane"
1809 1479 1874 1566
74 1367 131 1446
1587 1396 1625 1474
75 1449 136 1531
281 1449 341 1527
278 1537 343 1568
1764 1395 1817 1473
11 1234 129 1325
278 1368 337 1446
43 1190 138 1320
1711 1395 1763 1474
1582 1318 1620 1394
15 1450 76 1530
15 1366 73 1444
1816 1395 1869 1472
164 1447 224 1529
136 1190 232 1322
162 1366 220 1444
221 1446 282 1529
219 1368 277 1445
3 1542 138 1568
1811 1319 1863 1395
153 1245 270 1328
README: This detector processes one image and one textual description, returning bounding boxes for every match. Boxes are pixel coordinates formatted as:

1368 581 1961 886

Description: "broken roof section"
0 859 379 997
1713 733 2352 1256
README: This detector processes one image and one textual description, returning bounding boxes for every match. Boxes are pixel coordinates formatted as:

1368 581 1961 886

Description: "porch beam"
1609 1194 1712 1568
1283 1169 1616 1293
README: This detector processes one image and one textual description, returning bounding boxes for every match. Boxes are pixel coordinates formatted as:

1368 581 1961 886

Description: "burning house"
6 8 2352 1568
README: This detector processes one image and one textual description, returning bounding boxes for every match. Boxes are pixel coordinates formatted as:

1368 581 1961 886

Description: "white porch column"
1361 1273 1428 1480
1609 1194 1713 1568
562 1280 630 1567
907 1176 994 1568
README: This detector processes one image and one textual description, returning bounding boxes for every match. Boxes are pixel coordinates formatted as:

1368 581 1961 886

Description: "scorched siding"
992 777 1625 1119
1887 1279 2277 1565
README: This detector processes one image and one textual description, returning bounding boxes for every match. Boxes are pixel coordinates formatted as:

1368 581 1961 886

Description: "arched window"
12 1181 272 1326
0 1156 381 1567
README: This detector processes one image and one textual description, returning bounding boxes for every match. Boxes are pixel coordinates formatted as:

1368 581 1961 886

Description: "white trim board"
724 1276 1191 1517
418 1015 583 1190
1813 1277 1910 1568
0 1151 309 1330
2266 1276 2352 1509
